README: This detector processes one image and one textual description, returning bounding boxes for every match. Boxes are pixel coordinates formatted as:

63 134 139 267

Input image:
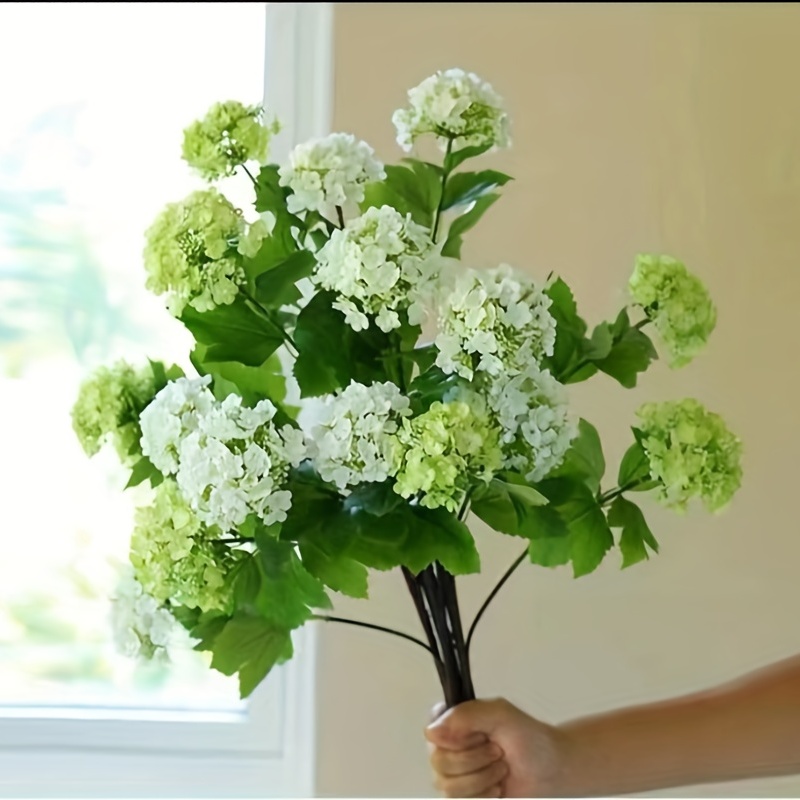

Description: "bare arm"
426 654 800 797
559 654 800 796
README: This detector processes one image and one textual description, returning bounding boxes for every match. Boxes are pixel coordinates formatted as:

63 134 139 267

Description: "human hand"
425 698 569 798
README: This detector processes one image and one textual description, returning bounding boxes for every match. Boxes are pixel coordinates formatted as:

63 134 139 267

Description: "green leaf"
471 473 554 539
125 456 162 489
293 291 390 397
542 278 590 380
442 170 512 210
583 322 614 360
254 165 289 215
528 536 572 567
343 481 405 517
192 346 290 410
593 310 658 388
617 439 652 489
253 536 332 628
298 541 369 599
444 143 493 172
207 612 292 698
535 478 614 577
190 613 230 652
362 162 441 228
255 250 316 309
180 296 284 367
547 419 605 494
408 366 461 411
607 496 660 568
441 193 500 258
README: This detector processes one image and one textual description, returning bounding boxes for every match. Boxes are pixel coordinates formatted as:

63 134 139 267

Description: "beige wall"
314 4 800 796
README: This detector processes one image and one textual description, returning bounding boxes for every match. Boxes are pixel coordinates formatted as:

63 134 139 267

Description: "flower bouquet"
72 69 742 707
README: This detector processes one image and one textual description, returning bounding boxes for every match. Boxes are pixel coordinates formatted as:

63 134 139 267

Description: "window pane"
0 2 266 711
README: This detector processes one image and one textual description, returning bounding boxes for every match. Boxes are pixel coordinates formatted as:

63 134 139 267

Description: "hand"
425 698 568 798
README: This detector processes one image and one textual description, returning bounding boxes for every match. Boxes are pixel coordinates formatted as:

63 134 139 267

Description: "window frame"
0 3 333 797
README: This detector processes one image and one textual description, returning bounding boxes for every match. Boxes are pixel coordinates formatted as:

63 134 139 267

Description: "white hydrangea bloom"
315 205 437 333
110 569 181 661
306 381 411 491
485 363 576 483
141 379 305 531
392 68 511 152
434 264 556 381
278 133 385 220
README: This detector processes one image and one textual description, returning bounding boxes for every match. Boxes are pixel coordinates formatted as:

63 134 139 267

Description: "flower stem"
240 163 258 188
466 547 528 655
240 288 299 355
431 138 454 243
336 205 345 228
311 614 434 655
597 479 645 506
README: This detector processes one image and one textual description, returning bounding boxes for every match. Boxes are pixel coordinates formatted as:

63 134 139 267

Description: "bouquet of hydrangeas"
72 69 742 706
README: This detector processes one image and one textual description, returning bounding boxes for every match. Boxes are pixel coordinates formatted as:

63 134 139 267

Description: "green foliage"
471 472 552 539
444 143 493 172
408 365 462 411
198 612 293 698
179 296 284 367
254 250 316 309
441 194 500 258
607 496 659 568
617 436 657 490
442 170 512 210
592 310 658 388
548 419 605 494
362 160 442 228
125 456 163 489
527 477 614 577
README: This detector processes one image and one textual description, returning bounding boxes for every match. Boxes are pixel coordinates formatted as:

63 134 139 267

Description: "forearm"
556 655 800 797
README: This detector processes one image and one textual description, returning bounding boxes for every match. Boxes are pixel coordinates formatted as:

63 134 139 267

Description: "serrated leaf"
343 481 404 517
469 473 551 539
362 162 441 228
583 322 614 360
253 535 331 628
607 496 659 568
408 366 461 411
125 456 162 489
617 439 652 489
299 541 369 599
255 250 316 308
444 143 493 172
542 277 590 380
528 536 572 567
547 419 606 493
442 170 512 210
441 193 500 258
535 477 614 577
207 612 291 698
180 297 284 367
595 328 658 388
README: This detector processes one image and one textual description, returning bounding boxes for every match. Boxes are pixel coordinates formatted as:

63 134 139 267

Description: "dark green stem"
402 567 446 684
311 614 433 655
336 205 345 228
431 138 454 243
240 163 258 187
466 547 528 655
597 478 645 506
240 288 299 355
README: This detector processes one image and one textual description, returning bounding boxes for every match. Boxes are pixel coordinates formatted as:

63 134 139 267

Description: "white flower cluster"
315 205 436 333
485 363 576 482
434 264 556 381
110 569 180 661
305 381 411 491
140 376 306 531
278 133 386 220
392 68 510 152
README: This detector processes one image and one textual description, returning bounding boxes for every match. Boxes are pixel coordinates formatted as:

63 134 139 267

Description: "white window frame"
0 4 332 797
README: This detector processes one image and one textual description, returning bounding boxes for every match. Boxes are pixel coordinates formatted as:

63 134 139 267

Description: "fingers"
431 740 503 778
434 758 508 798
426 699 508 750
429 701 447 724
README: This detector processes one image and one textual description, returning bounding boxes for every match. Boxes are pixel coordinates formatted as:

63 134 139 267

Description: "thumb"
425 700 502 750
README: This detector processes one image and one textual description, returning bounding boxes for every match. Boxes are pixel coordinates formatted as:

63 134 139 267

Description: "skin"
425 654 800 797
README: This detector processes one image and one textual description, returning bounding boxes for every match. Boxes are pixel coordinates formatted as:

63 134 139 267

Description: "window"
0 3 331 796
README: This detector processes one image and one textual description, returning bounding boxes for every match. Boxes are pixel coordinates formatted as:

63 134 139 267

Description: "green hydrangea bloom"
71 360 157 463
636 399 742 512
182 101 279 181
629 254 717 368
393 399 502 512
143 188 247 316
130 480 239 613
